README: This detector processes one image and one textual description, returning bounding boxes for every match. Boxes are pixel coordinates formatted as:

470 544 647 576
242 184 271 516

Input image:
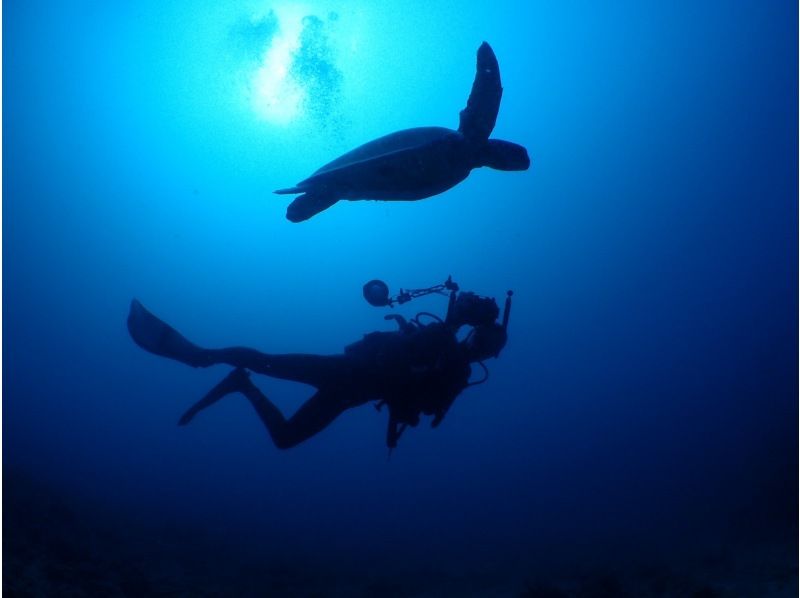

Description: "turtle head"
475 139 530 171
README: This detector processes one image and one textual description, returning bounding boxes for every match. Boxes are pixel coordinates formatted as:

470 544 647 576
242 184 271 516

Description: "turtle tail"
478 139 530 171
286 193 339 223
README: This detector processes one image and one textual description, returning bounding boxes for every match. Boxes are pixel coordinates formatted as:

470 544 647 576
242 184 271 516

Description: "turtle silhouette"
275 42 530 222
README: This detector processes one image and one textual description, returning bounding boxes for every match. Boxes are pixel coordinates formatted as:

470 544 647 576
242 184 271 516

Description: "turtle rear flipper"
286 193 339 223
478 139 530 171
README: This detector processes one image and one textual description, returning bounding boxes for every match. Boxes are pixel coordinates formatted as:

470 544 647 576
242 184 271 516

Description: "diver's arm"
386 413 401 449
430 371 471 428
431 392 458 428
384 314 415 334
385 402 420 448
386 410 411 449
444 289 459 328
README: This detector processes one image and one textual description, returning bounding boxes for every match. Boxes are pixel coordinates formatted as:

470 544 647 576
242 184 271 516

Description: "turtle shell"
304 126 460 182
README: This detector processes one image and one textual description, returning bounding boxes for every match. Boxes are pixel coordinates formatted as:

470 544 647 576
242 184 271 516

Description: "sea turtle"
275 42 530 222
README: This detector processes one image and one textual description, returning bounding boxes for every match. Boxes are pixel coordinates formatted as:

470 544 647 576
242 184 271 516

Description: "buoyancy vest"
345 323 471 425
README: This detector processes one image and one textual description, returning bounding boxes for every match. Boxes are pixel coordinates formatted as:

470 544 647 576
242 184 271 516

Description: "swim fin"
178 368 251 425
127 299 209 367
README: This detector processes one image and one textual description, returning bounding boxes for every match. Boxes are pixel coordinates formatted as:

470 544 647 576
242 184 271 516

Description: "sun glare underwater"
243 5 341 125
3 1 798 596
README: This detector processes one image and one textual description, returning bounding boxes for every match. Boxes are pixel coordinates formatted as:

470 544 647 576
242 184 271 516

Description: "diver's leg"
128 300 348 388
179 369 363 449
240 379 359 449
201 349 349 388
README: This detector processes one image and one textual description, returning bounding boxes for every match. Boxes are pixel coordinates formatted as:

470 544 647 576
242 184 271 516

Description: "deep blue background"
4 0 797 586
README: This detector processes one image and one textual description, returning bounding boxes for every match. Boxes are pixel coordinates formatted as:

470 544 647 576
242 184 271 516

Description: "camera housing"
449 292 499 328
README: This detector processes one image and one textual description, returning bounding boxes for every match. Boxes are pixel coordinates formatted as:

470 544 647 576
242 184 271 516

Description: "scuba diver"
127 277 512 450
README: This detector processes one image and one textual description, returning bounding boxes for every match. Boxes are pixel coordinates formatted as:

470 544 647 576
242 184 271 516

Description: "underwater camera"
449 291 499 328
362 276 513 332
362 276 459 307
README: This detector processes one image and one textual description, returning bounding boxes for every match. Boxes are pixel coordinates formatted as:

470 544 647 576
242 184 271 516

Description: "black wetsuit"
186 320 471 449
345 322 472 447
128 296 475 449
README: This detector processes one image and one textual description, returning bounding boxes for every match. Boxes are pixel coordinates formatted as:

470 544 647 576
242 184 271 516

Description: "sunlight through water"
250 5 308 124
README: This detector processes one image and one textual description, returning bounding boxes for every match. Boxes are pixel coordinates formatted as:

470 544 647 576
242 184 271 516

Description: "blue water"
4 1 797 594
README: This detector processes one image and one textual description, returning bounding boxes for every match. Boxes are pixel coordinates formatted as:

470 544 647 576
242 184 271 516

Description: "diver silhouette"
127 278 512 449
275 42 530 222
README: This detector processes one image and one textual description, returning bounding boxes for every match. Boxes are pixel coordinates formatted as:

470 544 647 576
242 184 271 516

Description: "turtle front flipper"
458 42 503 141
286 193 339 222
